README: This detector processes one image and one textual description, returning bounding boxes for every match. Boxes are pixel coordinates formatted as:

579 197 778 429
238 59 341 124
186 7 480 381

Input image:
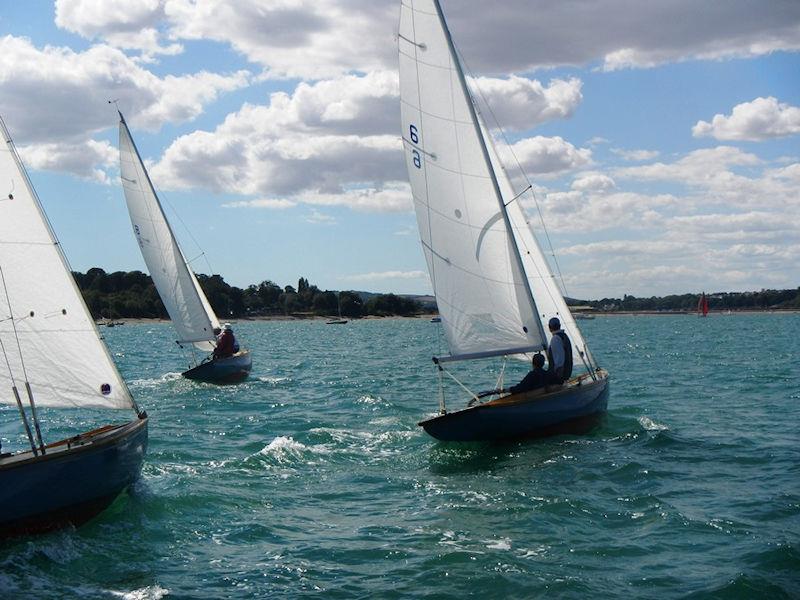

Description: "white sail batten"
0 117 133 410
399 0 546 359
118 115 219 352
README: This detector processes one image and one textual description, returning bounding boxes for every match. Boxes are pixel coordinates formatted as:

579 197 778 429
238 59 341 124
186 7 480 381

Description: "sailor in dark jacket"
546 317 573 384
508 353 548 394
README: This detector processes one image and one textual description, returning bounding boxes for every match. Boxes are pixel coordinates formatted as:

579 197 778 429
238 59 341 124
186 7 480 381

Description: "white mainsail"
0 116 133 409
399 0 546 361
399 0 591 367
118 114 219 352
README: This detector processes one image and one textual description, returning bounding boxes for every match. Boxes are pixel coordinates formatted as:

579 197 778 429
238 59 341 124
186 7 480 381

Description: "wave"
108 585 170 600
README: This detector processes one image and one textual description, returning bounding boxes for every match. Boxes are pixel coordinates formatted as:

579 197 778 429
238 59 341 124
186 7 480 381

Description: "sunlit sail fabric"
0 117 133 409
482 121 592 367
399 0 545 360
118 115 219 352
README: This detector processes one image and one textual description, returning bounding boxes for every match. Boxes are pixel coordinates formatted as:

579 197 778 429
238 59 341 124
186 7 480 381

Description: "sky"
0 0 798 299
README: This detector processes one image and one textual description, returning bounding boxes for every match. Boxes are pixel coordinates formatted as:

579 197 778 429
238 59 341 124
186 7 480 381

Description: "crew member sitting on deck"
508 353 548 394
547 317 573 384
213 323 236 359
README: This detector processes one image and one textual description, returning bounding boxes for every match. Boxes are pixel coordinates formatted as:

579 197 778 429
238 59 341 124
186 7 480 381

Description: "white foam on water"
639 416 669 431
486 538 512 551
258 376 290 385
109 584 170 600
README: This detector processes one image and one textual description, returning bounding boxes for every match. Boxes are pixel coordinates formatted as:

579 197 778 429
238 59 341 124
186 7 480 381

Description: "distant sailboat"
0 115 147 537
698 292 709 317
326 291 348 325
117 112 252 383
398 0 609 441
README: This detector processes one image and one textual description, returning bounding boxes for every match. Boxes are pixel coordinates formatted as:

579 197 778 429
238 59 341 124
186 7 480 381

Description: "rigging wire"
455 48 572 301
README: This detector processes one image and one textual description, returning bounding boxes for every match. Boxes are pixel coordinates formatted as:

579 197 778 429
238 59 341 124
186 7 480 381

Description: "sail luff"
429 0 547 349
118 113 219 352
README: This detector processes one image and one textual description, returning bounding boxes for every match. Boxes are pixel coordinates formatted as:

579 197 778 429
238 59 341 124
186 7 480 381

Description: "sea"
1 313 798 598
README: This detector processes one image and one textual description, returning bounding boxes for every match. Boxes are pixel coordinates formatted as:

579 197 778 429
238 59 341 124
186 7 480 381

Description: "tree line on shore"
72 268 422 319
73 268 799 320
569 288 800 312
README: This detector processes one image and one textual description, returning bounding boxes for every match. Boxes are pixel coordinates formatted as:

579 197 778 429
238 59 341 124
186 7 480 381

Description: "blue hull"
420 373 609 442
0 416 148 538
183 350 252 383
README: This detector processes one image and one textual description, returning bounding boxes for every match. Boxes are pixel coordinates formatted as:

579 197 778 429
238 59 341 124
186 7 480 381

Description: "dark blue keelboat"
0 115 147 538
182 350 253 383
118 112 252 384
399 0 609 442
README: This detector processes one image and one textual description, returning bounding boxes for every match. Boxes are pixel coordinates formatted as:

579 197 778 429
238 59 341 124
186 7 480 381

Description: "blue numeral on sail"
409 124 419 144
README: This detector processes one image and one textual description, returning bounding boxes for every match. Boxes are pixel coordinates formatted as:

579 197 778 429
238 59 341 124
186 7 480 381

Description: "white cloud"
148 72 410 210
503 136 592 176
610 148 660 161
0 34 248 178
692 97 800 141
46 1 800 80
305 209 337 224
614 146 762 185
571 172 615 192
55 0 182 57
17 139 117 183
470 76 582 131
223 198 296 209
343 270 428 282
164 0 395 79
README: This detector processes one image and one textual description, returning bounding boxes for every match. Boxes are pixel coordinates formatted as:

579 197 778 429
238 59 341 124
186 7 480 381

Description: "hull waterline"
419 373 609 442
0 416 148 538
182 349 252 383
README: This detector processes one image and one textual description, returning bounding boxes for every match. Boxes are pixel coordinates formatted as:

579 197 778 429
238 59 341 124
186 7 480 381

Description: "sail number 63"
409 124 421 168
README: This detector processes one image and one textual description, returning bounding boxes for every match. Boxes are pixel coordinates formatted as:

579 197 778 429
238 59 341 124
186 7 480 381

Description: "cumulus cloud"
165 0 396 79
614 146 762 185
571 172 615 192
17 139 117 183
0 34 248 178
148 72 411 210
692 97 800 141
611 148 660 161
343 270 428 282
470 76 582 131
503 136 592 176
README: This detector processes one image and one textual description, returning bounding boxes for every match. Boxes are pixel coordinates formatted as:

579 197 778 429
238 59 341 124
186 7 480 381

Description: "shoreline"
98 308 800 325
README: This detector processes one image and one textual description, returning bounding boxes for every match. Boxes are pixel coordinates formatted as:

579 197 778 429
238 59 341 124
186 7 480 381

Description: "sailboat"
0 115 147 537
326 291 348 325
117 112 252 383
398 0 609 441
697 292 709 317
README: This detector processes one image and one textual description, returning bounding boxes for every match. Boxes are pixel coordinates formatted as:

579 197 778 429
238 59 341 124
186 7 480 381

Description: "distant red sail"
698 293 709 317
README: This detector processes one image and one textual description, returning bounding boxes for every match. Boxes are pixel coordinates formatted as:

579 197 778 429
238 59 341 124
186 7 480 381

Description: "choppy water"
1 314 799 598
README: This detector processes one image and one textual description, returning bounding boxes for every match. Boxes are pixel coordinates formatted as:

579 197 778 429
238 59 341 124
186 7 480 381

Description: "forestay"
118 114 219 351
399 0 546 360
0 117 133 409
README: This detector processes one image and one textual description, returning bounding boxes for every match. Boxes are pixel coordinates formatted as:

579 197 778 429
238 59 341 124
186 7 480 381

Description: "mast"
431 0 548 349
